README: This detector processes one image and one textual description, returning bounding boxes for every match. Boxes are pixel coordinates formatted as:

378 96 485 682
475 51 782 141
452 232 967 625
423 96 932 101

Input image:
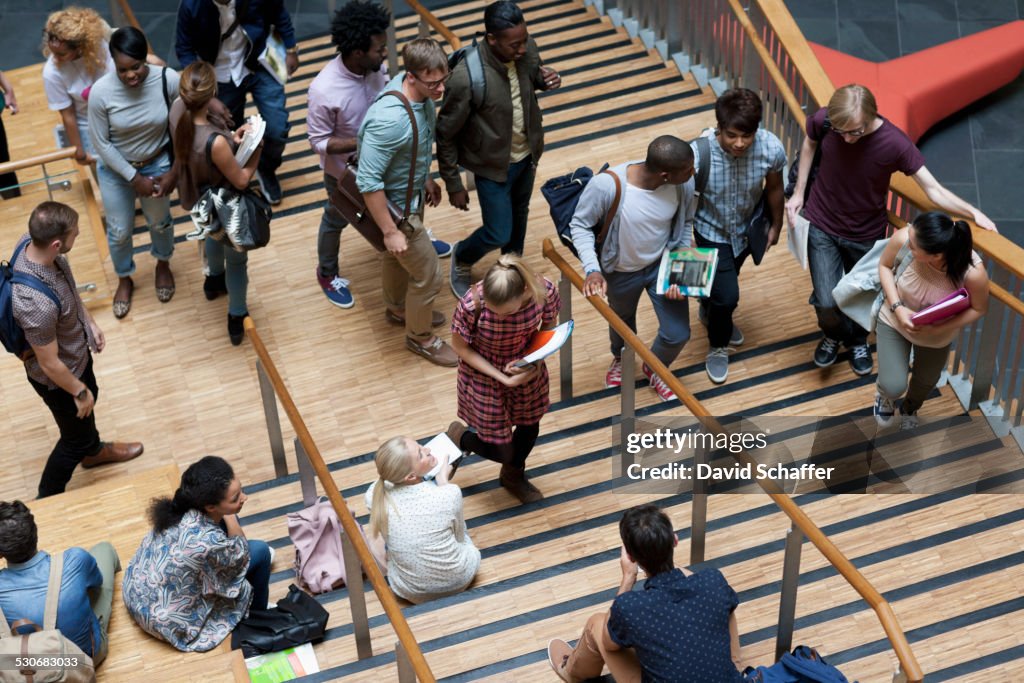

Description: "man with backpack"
569 136 697 402
0 500 120 667
691 88 787 384
437 0 561 298
7 202 143 497
547 504 744 682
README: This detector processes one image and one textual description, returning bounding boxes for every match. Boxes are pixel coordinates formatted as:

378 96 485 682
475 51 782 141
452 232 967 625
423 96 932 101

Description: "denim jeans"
217 68 290 178
205 237 249 316
97 152 174 278
606 261 691 367
455 156 535 265
694 232 750 348
246 539 272 611
807 222 875 345
28 354 103 498
318 173 349 277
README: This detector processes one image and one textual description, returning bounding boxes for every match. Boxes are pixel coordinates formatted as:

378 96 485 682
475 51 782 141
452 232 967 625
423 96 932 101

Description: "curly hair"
42 7 112 79
330 1 391 57
149 456 236 533
0 501 39 564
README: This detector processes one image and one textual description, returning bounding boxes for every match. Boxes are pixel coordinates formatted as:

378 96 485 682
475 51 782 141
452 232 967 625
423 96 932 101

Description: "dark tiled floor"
1 0 1022 245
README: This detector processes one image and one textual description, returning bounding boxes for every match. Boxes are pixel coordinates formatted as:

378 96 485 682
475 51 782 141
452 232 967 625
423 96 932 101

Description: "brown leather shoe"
386 309 446 328
500 464 543 504
406 336 459 367
81 441 144 469
446 420 469 451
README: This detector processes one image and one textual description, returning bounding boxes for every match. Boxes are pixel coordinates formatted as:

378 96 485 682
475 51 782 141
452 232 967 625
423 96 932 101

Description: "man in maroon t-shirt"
786 84 995 375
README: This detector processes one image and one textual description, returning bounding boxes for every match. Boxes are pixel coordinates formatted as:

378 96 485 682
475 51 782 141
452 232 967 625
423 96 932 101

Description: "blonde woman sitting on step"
364 436 480 604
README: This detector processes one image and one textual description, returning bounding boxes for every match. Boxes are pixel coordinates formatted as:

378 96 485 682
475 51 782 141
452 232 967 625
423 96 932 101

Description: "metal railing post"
341 531 373 659
256 360 289 478
294 438 318 507
418 18 430 38
395 640 417 682
559 275 574 400
690 440 708 565
621 345 636 423
775 524 804 660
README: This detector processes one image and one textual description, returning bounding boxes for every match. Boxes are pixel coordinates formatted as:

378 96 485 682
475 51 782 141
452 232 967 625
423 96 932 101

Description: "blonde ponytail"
483 254 545 308
368 436 414 538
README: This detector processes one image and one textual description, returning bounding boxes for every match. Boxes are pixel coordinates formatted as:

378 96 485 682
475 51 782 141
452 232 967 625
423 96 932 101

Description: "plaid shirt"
11 234 95 388
691 129 786 254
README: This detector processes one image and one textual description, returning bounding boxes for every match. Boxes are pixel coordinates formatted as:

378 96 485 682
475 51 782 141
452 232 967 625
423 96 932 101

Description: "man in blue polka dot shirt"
548 504 744 682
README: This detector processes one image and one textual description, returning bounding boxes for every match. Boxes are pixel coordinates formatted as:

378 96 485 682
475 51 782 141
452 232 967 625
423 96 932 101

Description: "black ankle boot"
204 273 227 301
228 313 247 346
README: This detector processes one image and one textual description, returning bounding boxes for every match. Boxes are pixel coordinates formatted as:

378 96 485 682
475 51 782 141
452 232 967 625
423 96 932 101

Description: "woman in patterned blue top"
121 456 272 652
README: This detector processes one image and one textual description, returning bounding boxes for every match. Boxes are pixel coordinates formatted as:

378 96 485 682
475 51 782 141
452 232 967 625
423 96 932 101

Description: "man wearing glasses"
786 84 995 376
356 38 458 367
437 0 561 299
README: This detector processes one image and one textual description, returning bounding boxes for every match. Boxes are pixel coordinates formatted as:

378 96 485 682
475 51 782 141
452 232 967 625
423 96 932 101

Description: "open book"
244 642 319 682
911 288 970 325
513 320 574 368
423 432 466 481
258 31 289 86
655 246 719 297
235 115 266 166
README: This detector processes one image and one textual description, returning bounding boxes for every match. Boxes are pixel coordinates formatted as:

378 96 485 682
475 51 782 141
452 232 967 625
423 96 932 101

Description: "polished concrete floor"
1 0 1022 246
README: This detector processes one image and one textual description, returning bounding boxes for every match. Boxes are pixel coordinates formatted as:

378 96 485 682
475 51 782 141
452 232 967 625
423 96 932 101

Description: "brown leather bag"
333 90 419 252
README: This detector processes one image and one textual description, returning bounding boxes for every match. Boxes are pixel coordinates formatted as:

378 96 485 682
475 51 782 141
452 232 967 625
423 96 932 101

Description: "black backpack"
1 238 60 359
542 164 621 259
785 116 831 202
447 40 486 109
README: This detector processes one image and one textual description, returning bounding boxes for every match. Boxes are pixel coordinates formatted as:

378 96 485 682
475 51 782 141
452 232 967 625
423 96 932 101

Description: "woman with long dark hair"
169 60 261 345
87 26 177 318
121 456 271 652
874 211 989 428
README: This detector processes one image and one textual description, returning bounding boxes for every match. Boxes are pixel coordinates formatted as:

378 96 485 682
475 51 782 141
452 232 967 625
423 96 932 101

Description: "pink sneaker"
605 357 622 387
642 364 677 402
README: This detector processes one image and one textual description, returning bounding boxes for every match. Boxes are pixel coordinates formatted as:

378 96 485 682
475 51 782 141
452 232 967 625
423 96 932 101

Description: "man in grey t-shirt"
11 202 143 498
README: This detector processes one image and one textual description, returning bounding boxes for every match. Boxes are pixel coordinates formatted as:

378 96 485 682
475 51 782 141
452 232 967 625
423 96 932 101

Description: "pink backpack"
287 497 350 594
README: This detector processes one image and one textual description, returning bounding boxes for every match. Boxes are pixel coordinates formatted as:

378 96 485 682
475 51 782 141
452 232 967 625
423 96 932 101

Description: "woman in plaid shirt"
448 256 560 503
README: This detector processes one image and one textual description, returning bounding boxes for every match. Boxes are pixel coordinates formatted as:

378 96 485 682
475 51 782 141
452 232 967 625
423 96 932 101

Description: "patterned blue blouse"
122 509 252 652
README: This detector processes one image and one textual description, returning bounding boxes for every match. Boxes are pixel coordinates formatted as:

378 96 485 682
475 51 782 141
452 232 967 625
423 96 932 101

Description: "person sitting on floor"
121 456 272 652
548 504 744 682
0 500 120 666
364 435 480 604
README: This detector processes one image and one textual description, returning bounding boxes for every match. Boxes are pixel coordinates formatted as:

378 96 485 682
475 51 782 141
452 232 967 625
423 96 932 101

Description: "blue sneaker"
316 269 354 309
428 229 452 258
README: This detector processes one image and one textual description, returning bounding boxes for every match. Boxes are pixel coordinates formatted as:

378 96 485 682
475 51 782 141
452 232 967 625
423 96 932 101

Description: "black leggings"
461 423 540 468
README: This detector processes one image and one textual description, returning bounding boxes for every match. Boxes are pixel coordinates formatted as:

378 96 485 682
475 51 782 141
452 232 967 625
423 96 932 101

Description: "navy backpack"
1 238 60 359
541 164 621 259
744 645 855 683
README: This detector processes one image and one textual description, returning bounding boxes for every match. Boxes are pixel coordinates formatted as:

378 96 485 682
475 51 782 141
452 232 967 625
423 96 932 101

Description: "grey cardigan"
568 161 697 274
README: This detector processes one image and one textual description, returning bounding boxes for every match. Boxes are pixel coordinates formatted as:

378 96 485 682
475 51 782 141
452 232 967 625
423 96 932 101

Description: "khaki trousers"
88 541 120 666
566 612 641 682
381 213 442 342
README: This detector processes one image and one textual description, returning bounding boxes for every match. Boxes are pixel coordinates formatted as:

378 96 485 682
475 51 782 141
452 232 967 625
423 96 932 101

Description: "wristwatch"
75 387 88 401
890 301 904 313
285 47 299 55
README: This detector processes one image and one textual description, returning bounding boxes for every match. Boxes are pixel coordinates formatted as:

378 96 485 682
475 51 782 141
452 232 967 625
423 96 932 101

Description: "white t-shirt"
214 0 251 86
614 181 680 272
42 45 116 126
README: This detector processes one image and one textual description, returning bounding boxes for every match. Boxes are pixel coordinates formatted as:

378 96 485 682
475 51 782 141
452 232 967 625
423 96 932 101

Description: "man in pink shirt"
306 1 390 309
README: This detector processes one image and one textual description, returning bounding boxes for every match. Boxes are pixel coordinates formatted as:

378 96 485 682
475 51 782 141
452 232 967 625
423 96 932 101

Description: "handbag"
287 496 357 594
195 133 272 251
832 238 912 333
332 90 419 252
230 584 330 658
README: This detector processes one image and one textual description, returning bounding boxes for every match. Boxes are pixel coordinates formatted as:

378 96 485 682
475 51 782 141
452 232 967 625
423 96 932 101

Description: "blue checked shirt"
690 128 786 255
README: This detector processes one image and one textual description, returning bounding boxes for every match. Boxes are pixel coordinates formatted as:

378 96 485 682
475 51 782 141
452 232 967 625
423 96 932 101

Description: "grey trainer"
705 347 730 384
449 246 473 299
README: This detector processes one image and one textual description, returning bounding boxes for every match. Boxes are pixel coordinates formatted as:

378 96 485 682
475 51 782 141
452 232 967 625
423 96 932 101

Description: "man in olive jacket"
437 0 561 298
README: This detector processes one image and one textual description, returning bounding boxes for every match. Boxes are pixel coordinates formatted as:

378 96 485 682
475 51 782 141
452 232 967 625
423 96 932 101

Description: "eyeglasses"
414 71 451 89
832 124 867 137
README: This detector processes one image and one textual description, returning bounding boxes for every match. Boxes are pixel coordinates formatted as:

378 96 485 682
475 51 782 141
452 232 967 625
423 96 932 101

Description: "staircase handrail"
0 147 77 175
243 317 436 683
405 0 463 50
542 237 924 683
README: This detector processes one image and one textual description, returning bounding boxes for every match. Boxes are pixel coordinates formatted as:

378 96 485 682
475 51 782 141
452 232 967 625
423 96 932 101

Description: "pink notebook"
911 288 970 325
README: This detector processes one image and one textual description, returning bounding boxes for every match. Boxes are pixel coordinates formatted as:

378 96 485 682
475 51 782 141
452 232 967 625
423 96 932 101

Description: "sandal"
155 262 175 303
112 277 134 319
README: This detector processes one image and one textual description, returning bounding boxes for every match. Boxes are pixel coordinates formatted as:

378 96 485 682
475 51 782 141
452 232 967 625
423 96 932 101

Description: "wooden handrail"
542 238 924 683
405 0 463 50
242 318 436 683
0 147 77 176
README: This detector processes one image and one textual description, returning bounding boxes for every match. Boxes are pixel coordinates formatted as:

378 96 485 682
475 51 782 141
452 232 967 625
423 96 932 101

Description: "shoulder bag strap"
43 551 65 631
380 90 418 221
594 169 622 247
0 599 8 637
695 135 711 195
471 284 483 329
893 239 913 281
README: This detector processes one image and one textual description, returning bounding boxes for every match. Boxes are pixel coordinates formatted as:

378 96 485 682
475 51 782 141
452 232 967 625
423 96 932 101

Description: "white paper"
235 115 266 166
788 214 810 270
423 432 465 481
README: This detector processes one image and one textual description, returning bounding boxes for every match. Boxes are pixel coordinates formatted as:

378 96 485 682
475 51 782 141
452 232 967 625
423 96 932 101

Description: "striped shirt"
690 128 786 255
11 234 95 387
